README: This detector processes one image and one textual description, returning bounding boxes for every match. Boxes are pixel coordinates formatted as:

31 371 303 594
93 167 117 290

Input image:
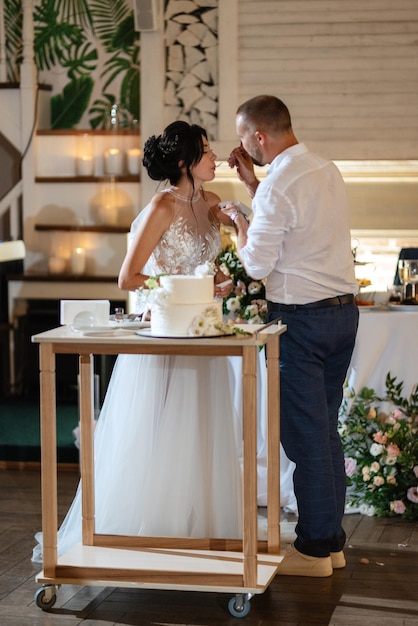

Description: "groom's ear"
178 160 185 169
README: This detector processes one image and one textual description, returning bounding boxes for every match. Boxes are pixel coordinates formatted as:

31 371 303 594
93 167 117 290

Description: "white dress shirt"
239 143 358 304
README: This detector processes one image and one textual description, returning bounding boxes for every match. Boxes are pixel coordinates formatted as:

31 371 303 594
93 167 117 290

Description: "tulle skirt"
32 353 243 563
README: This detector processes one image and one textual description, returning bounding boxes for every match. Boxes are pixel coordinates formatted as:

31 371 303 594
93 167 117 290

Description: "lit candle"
104 148 124 175
76 155 94 176
71 247 86 275
126 148 142 175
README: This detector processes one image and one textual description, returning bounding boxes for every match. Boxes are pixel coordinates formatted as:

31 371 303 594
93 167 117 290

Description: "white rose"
370 443 384 457
359 503 376 516
248 281 262 295
194 261 216 277
226 296 241 313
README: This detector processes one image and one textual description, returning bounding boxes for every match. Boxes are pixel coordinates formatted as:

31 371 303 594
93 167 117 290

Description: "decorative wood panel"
237 0 418 160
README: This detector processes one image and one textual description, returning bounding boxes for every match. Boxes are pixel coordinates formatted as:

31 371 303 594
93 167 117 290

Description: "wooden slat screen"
237 0 418 160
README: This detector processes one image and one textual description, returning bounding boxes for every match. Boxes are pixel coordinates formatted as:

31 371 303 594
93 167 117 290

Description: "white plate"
109 321 151 329
388 304 418 312
356 304 382 310
71 322 150 332
80 330 129 337
136 328 237 339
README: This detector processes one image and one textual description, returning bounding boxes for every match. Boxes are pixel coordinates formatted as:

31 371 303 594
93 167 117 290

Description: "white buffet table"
347 307 418 397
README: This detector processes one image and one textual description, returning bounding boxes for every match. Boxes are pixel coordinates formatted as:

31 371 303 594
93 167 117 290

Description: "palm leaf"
4 0 23 81
112 15 138 52
51 75 94 129
34 0 86 71
100 53 132 92
89 0 131 52
120 66 140 122
88 93 116 129
54 0 95 31
59 42 98 80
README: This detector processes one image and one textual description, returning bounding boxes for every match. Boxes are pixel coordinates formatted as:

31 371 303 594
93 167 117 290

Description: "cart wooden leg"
39 343 58 578
266 334 281 554
79 353 96 546
242 345 258 588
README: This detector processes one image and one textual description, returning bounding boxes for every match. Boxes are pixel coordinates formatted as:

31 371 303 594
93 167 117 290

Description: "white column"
216 0 239 159
139 0 165 207
0 0 6 81
20 0 38 265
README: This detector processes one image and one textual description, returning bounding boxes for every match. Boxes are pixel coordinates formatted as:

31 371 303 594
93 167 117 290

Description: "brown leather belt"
268 293 355 312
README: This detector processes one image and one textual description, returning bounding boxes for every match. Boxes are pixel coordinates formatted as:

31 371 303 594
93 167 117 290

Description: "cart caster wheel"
35 585 57 611
228 594 251 618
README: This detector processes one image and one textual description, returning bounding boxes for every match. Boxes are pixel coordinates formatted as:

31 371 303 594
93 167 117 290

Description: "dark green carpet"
0 400 79 463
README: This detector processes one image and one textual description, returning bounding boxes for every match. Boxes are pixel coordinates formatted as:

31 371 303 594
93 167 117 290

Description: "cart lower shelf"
36 543 282 593
36 544 282 618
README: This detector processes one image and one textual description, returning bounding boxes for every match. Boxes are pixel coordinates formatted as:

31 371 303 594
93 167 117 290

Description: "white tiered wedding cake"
151 274 223 336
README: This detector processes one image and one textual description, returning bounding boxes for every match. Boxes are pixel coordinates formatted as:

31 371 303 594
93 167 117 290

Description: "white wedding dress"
32 190 243 563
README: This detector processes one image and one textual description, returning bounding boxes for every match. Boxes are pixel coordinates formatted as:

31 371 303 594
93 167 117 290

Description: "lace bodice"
131 189 222 275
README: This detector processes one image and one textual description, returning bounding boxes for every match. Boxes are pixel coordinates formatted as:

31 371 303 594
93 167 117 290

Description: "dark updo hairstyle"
142 120 207 190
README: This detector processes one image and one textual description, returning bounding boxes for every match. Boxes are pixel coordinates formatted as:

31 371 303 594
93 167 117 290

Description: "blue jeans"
267 299 359 557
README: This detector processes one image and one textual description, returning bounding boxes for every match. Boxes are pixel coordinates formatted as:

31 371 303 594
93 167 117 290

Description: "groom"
223 95 358 577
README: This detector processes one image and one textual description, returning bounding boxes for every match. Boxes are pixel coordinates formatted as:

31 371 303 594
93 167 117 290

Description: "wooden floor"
1 468 418 625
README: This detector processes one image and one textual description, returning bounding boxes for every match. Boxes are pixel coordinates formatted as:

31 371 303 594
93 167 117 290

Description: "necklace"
168 188 201 202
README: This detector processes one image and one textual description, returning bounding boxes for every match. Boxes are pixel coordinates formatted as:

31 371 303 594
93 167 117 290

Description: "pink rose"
391 500 406 514
407 487 418 504
373 430 388 444
391 409 403 420
386 443 401 457
344 457 357 478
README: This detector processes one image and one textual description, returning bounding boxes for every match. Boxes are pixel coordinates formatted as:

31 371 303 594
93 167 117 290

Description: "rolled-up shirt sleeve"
239 182 294 280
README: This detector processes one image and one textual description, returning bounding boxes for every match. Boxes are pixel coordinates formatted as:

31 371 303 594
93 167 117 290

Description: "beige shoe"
278 545 333 577
331 550 346 569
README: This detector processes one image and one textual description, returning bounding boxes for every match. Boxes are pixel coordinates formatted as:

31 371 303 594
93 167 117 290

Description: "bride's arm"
118 195 173 291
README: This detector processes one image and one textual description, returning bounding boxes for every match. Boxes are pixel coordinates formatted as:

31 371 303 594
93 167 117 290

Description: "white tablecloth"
347 308 418 397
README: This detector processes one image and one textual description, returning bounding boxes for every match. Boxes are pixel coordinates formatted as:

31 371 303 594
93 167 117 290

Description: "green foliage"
5 0 139 129
54 0 95 31
51 76 94 129
90 3 140 127
34 0 87 71
88 93 116 130
4 0 23 81
217 247 267 323
339 374 418 519
90 0 133 52
58 41 98 80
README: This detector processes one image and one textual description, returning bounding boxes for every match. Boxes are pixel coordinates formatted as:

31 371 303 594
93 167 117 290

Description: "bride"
32 121 243 562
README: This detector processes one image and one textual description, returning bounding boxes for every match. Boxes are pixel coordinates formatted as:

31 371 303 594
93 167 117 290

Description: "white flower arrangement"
217 247 267 323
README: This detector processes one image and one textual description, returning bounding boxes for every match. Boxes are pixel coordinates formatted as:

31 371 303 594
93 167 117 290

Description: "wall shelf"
35 175 140 183
35 224 130 234
36 129 139 136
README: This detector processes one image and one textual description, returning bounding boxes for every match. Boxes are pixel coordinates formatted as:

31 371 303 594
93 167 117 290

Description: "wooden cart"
32 323 286 618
